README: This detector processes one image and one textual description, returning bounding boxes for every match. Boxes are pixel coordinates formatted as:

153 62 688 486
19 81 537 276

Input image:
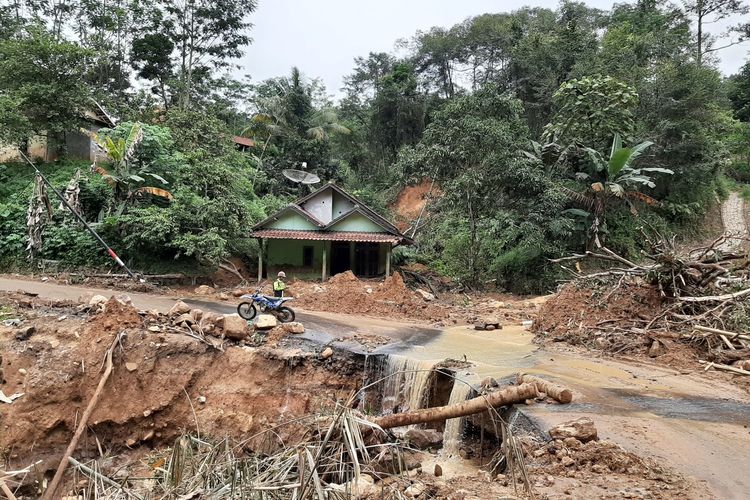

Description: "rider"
273 271 287 297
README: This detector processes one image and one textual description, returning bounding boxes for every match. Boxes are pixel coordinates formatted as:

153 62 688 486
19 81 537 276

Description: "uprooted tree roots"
539 231 750 377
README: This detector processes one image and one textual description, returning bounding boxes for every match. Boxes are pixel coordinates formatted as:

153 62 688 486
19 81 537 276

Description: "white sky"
239 0 750 98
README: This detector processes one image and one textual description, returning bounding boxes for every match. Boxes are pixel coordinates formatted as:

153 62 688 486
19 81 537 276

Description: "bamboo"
372 383 539 429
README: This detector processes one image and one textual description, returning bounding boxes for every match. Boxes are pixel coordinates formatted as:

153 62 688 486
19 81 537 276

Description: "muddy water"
383 323 750 499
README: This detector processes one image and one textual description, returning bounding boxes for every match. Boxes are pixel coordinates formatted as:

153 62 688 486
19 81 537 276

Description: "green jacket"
273 279 286 291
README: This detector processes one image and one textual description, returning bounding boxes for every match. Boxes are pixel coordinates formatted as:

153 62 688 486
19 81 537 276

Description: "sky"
239 0 750 99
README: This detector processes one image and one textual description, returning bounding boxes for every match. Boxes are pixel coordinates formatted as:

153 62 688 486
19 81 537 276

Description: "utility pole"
20 151 139 280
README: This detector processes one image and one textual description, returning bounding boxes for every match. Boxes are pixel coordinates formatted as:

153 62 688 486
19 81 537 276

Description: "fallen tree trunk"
707 348 750 363
516 373 573 404
372 383 539 430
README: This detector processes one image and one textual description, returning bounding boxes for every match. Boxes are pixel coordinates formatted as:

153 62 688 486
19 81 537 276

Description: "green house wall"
266 239 326 280
266 211 319 231
328 212 384 233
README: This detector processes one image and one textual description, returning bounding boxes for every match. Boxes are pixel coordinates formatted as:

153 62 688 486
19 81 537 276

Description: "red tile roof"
233 135 256 147
252 229 402 244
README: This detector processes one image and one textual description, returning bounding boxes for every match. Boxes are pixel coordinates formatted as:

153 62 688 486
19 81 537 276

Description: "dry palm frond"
26 174 50 259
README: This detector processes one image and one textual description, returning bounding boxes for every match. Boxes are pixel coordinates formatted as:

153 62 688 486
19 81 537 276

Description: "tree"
88 122 173 214
544 75 639 150
396 86 571 290
0 28 91 143
683 0 750 64
131 0 257 108
563 133 672 248
729 61 750 122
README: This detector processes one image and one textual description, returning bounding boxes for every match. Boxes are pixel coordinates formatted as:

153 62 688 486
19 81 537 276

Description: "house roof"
252 183 413 245
253 229 402 244
233 135 256 147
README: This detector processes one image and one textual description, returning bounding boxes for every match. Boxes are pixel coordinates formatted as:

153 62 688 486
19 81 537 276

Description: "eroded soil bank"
0 291 716 498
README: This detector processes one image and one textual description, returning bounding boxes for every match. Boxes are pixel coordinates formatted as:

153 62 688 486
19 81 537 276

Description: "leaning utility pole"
20 151 138 280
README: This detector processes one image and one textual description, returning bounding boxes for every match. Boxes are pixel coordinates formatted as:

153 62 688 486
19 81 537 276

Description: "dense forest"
2 0 750 293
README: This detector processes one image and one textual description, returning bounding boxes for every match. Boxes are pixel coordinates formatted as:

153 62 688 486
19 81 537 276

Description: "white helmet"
277 271 286 278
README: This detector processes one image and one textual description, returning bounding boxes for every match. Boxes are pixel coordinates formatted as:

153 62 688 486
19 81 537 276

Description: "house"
0 101 116 163
252 183 413 281
233 135 256 152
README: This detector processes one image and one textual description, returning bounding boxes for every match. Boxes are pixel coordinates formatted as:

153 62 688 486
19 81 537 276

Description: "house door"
354 243 379 277
330 242 351 275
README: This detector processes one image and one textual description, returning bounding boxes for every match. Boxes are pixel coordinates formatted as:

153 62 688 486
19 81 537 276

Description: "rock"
314 285 325 293
168 300 192 317
232 288 246 297
114 293 132 305
254 314 278 330
485 324 496 331
532 448 547 458
194 285 214 295
561 456 575 467
402 428 443 449
219 292 230 301
404 482 425 498
549 417 598 443
15 326 36 341
148 326 161 333
648 339 666 358
57 315 67 321
197 396 207 404
142 429 155 441
415 288 435 301
174 313 195 326
480 376 499 390
281 321 305 334
563 437 581 449
734 359 750 371
125 362 138 372
594 337 609 349
474 322 485 331
223 314 250 340
365 287 373 294
320 347 334 360
18 368 27 376
433 464 442 477
190 308 204 321
89 295 108 307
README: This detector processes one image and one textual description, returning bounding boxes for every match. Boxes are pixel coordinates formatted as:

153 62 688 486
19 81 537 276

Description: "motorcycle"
237 290 296 323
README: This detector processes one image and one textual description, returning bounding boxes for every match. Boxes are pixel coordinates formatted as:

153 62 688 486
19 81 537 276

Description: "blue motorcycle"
237 290 296 323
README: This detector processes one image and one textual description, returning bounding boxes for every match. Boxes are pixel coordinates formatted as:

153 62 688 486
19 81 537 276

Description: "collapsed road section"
1 291 708 498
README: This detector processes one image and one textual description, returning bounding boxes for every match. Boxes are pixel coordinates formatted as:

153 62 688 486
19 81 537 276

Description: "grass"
0 304 14 320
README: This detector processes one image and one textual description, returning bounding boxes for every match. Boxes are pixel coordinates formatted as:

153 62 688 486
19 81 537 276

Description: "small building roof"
233 135 256 147
252 183 413 245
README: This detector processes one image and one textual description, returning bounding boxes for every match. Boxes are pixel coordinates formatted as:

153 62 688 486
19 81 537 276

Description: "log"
707 348 750 363
693 325 750 342
42 332 120 500
516 373 573 404
372 383 539 430
699 360 750 376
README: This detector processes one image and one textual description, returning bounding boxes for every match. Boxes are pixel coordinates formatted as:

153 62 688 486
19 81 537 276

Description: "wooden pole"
257 238 264 283
372 383 538 429
42 332 120 500
385 244 392 277
322 242 328 281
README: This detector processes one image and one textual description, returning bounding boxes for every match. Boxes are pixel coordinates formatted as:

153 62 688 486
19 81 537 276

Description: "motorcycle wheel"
237 302 257 320
276 306 295 323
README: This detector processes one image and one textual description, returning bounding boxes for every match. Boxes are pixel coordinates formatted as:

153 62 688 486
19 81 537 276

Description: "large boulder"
401 428 443 450
415 289 435 302
222 314 249 340
254 314 278 330
168 300 192 317
89 295 108 307
549 417 598 443
194 285 214 295
282 322 305 334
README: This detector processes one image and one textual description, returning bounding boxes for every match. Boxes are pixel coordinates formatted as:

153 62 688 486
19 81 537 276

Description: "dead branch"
699 360 750 376
42 331 122 500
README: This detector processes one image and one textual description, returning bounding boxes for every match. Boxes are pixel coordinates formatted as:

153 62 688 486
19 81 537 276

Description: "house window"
302 246 314 267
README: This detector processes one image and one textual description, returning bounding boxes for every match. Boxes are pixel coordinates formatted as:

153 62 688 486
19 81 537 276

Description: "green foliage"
544 75 639 149
0 28 91 142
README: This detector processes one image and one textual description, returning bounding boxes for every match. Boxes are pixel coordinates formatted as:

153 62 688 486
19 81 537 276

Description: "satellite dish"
283 168 321 185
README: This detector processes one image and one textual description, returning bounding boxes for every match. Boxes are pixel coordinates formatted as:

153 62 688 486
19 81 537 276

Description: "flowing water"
442 380 474 455
379 354 435 415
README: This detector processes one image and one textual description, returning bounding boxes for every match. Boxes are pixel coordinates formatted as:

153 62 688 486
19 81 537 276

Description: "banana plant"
85 122 173 215
561 133 672 248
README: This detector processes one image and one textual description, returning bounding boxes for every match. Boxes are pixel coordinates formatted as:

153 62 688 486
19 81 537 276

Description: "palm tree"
562 133 672 248
86 122 173 215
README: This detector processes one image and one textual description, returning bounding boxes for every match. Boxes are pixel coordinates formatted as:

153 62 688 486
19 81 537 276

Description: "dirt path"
718 192 748 251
